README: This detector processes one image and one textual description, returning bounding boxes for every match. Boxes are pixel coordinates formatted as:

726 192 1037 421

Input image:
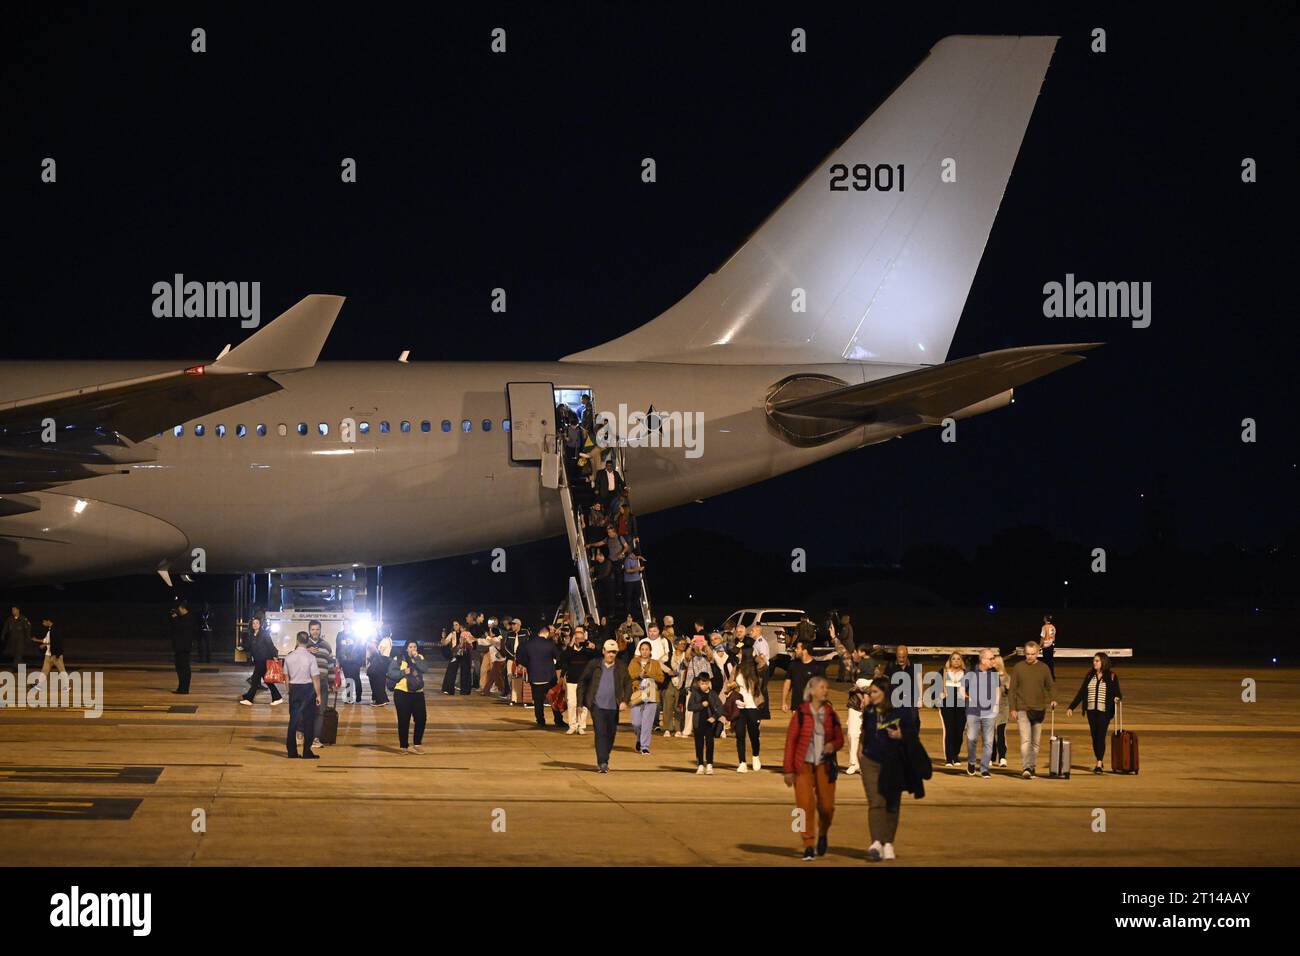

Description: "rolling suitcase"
1111 700 1139 774
1049 709 1071 778
318 705 339 745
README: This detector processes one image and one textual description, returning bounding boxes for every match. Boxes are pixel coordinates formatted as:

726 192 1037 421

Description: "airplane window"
503 419 511 432
173 425 184 437
236 424 247 438
461 420 472 433
359 421 370 434
318 423 329 436
400 420 411 433
256 424 267 437
420 420 431 433
379 421 390 434
482 419 492 432
441 420 451 433
297 423 308 436
195 424 205 437
277 424 287 437
216 425 226 437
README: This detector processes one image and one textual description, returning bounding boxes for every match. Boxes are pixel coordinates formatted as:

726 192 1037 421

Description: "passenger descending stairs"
551 437 653 630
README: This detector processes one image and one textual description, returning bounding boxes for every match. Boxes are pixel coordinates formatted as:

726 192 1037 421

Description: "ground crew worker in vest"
1040 614 1057 678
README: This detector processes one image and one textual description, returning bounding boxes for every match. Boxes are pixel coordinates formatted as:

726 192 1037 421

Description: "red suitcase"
1111 700 1139 774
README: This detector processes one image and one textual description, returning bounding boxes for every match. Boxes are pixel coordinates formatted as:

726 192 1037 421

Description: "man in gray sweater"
1009 640 1057 778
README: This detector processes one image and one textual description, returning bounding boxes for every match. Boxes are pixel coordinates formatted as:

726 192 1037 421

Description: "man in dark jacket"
335 629 365 703
169 603 196 694
239 616 283 705
578 640 632 773
518 626 565 728
3 606 32 667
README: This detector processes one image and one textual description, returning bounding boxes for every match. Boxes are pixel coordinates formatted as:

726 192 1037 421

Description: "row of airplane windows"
167 419 512 438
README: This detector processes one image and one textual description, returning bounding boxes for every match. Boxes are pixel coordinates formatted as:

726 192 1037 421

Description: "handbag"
263 658 286 684
547 679 567 713
722 690 742 722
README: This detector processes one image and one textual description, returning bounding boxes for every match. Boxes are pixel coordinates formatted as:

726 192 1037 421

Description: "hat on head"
855 678 872 690
602 640 619 652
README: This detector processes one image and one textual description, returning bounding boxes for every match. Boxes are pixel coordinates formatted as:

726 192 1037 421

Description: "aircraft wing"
768 343 1101 425
0 294 343 493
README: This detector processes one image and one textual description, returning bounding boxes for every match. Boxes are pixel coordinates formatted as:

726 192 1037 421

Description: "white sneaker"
410 745 425 754
238 699 252 706
705 764 714 775
270 698 284 707
845 765 859 775
998 758 1007 767
737 763 748 773
313 738 322 748
566 726 578 735
945 762 954 768
696 764 706 775
578 727 587 736
662 730 671 738
883 843 896 861
752 756 761 771
867 840 883 862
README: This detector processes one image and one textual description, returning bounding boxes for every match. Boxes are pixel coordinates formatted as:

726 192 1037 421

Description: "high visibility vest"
1040 623 1056 647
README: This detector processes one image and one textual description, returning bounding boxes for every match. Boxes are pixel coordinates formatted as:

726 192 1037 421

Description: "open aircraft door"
507 382 558 483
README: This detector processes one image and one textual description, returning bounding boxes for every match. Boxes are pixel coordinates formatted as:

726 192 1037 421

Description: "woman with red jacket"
783 676 844 861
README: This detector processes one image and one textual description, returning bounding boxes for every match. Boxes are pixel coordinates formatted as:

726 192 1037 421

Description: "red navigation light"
184 365 206 376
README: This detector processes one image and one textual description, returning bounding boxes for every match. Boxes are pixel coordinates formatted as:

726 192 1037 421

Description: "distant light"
352 563 360 568
73 499 88 514
987 603 996 612
1063 580 1069 586
917 343 926 351
269 569 277 573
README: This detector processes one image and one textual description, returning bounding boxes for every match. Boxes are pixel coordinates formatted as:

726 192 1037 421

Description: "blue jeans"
965 713 996 770
287 683 317 757
631 702 655 751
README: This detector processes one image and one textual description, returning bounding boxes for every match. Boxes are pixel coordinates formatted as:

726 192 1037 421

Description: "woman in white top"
992 654 1011 767
726 646 766 772
941 652 967 767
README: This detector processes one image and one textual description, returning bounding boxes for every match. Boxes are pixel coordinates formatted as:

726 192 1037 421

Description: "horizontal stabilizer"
769 343 1100 424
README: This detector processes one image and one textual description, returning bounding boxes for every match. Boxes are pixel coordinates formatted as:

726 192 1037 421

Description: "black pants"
196 631 211 663
592 706 618 765
531 681 562 725
286 684 317 757
942 705 966 762
733 709 761 762
173 650 191 693
394 690 427 748
440 657 459 694
243 660 282 702
1086 709 1111 760
340 664 362 702
994 722 1008 761
1043 645 1056 678
694 722 716 765
460 654 475 695
369 666 389 704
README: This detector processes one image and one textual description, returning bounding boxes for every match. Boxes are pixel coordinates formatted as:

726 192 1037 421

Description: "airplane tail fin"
563 35 1057 366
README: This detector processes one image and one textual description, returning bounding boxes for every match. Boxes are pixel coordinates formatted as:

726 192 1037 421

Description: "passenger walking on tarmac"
240 616 283 706
1067 652 1123 773
336 628 364 704
963 649 1001 777
688 672 724 775
306 621 337 747
781 637 822 715
885 644 920 728
860 678 921 861
284 632 322 759
559 626 598 735
628 639 664 754
368 633 393 706
783 676 844 860
389 639 429 754
940 651 968 767
578 639 631 773
168 603 194 694
1009 640 1057 779
3 605 32 667
844 678 870 774
661 637 689 738
1040 614 1057 678
748 625 773 721
993 655 1010 767
519 625 566 729
440 620 468 696
726 644 765 772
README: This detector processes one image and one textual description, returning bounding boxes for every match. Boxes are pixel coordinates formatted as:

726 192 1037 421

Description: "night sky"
3 4 1295 580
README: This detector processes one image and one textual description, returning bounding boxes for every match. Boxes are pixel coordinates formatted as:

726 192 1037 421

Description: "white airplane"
0 35 1097 586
